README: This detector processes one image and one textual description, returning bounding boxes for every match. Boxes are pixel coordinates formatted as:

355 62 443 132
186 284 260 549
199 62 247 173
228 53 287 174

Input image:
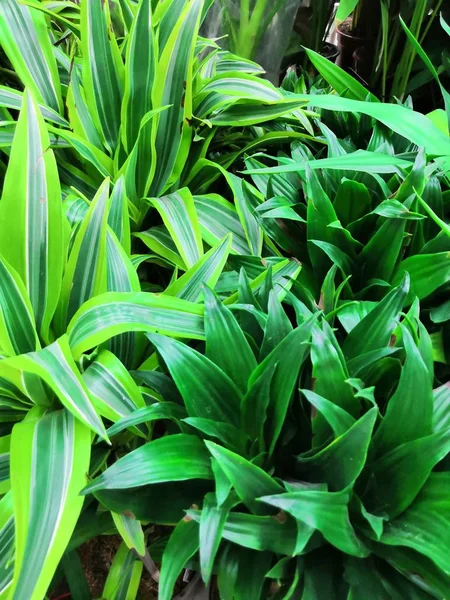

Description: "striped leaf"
149 188 203 269
133 226 186 269
81 0 123 153
108 177 131 257
0 256 39 356
149 0 203 194
0 85 67 126
67 292 205 359
165 235 232 302
0 491 14 596
194 195 252 255
197 73 282 103
208 99 309 126
49 128 114 179
0 91 67 343
104 177 138 364
83 350 145 425
55 179 111 333
0 435 10 495
102 541 143 600
106 232 141 367
121 0 155 153
2 336 107 439
9 409 91 600
0 0 62 112
66 68 103 149
111 512 146 557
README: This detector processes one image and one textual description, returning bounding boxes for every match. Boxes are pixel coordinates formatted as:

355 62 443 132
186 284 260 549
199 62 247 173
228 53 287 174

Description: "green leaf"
208 99 308 126
148 333 242 427
61 550 91 600
294 94 450 156
165 235 232 302
369 430 450 518
302 390 356 439
250 315 316 454
399 16 450 127
194 194 252 255
260 487 367 557
134 225 186 269
83 350 145 424
0 91 67 342
205 441 284 515
82 434 212 494
336 0 360 21
343 275 409 360
241 363 277 447
106 402 187 437
380 472 450 574
0 85 67 126
0 0 62 111
359 196 414 283
111 512 146 557
333 179 371 227
393 253 450 300
204 286 257 393
311 321 356 423
198 492 235 585
260 290 293 360
150 0 203 194
9 409 90 600
432 383 450 434
81 0 122 153
121 0 155 153
297 408 377 490
373 327 433 454
102 541 143 600
67 68 103 150
2 336 107 439
0 256 39 356
220 512 304 555
159 519 199 600
149 188 203 269
67 292 205 359
0 491 14 594
55 178 111 332
243 151 410 175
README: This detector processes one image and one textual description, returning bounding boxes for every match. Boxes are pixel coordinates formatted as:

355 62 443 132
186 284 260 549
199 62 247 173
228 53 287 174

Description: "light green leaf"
149 188 203 269
9 409 90 600
81 0 122 152
67 292 205 359
0 256 39 356
2 336 107 439
0 91 67 342
0 0 62 111
165 235 232 302
102 541 143 600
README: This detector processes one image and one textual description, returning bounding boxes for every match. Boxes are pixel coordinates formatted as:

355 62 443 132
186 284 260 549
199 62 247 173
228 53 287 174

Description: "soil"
51 536 159 600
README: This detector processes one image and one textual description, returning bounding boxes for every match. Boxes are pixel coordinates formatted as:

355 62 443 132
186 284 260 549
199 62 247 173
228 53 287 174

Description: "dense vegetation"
0 0 449 598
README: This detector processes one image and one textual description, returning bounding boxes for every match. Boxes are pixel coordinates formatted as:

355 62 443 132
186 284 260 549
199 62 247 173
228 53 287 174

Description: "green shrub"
0 0 448 599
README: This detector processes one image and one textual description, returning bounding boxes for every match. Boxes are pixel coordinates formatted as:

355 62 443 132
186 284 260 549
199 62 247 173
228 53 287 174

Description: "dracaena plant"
0 77 302 600
79 272 450 599
0 0 312 220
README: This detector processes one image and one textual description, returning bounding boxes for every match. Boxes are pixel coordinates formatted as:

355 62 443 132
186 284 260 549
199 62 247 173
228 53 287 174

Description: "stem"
419 0 443 45
399 0 428 100
245 0 270 59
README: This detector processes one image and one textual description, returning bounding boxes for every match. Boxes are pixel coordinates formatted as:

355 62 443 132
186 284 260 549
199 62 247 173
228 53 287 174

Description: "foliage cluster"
0 1 449 599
